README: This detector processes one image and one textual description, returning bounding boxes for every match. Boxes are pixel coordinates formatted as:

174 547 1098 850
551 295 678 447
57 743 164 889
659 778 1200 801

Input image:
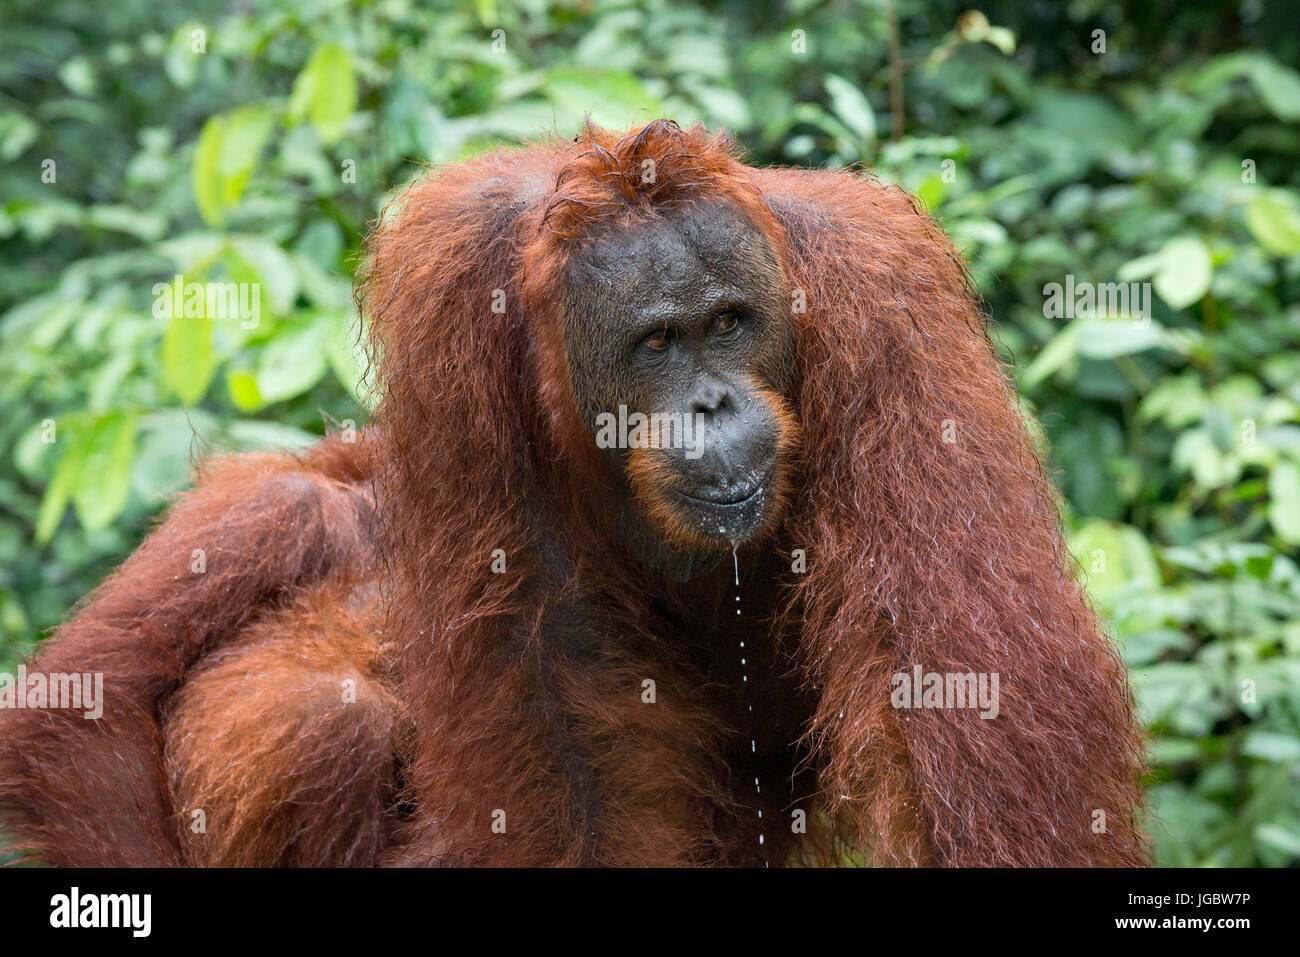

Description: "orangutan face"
563 201 799 549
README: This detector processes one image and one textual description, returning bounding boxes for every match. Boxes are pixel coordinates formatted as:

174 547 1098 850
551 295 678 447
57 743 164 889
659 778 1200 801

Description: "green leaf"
1246 190 1300 256
1150 737 1201 765
226 368 265 411
1245 56 1300 121
1174 429 1237 489
58 57 96 96
913 173 946 209
1244 554 1274 580
226 420 318 452
1154 237 1212 310
1242 730 1300 763
191 116 225 226
218 105 274 184
162 306 215 404
1075 319 1169 359
1117 251 1165 282
1030 92 1134 158
984 26 1017 56
1020 319 1080 388
86 205 166 241
473 0 498 27
72 412 137 532
1123 629 1192 667
1068 519 1161 610
14 420 55 482
165 23 205 89
1133 663 1220 737
1256 824 1300 859
544 68 661 131
824 75 875 146
290 44 357 145
34 426 89 544
229 238 299 315
191 106 273 225
1269 459 1300 544
0 110 39 161
255 314 329 403
1139 372 1208 427
324 311 366 401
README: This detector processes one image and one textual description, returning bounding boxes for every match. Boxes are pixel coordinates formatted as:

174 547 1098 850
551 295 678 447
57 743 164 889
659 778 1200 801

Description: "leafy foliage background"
2 0 1298 866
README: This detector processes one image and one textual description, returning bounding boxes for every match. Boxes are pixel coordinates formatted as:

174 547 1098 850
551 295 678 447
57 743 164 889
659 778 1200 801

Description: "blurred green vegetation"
2 0 1299 866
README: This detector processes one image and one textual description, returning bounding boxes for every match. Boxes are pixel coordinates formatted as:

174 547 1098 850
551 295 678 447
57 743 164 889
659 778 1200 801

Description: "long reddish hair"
0 119 1145 868
361 119 1147 865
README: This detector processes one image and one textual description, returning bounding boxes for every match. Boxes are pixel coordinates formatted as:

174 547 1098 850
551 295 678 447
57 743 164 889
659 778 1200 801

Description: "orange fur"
0 121 1148 867
165 580 399 866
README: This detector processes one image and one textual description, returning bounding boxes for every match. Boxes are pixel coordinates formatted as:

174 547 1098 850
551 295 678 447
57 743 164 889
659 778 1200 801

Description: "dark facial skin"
563 201 795 549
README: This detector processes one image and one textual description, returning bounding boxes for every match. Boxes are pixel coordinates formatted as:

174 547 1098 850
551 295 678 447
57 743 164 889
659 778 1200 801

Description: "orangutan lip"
675 469 771 507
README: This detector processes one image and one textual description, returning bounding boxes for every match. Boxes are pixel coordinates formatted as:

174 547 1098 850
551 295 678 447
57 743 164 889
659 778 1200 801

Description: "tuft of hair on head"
537 118 771 241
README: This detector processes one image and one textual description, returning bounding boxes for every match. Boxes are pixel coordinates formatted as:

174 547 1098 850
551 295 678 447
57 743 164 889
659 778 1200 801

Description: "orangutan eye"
713 311 740 337
642 327 673 351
